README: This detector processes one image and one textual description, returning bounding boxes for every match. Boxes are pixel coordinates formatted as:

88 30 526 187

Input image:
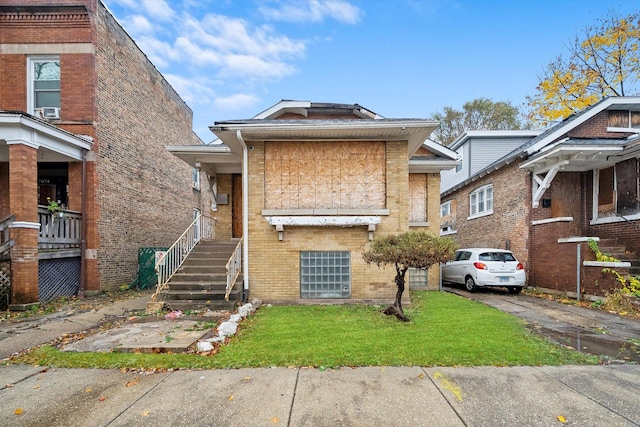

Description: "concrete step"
164 299 239 311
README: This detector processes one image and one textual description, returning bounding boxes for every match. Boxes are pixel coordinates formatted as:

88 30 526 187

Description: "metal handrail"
225 238 243 300
152 213 216 301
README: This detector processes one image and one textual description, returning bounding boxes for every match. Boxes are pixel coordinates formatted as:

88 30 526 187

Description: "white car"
442 248 525 294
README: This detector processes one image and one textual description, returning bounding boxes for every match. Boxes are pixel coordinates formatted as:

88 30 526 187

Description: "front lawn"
13 291 598 369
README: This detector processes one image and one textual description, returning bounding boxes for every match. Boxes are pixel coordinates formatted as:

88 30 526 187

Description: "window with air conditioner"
192 167 200 190
28 57 61 117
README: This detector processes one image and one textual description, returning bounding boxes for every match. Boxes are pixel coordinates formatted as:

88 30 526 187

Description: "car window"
479 252 516 262
458 251 471 261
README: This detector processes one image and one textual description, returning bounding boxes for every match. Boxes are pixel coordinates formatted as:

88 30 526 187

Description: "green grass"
12 291 598 369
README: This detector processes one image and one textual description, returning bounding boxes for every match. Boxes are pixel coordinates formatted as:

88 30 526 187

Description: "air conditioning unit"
40 107 61 120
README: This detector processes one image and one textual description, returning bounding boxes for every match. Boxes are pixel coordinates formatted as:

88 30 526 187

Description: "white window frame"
591 163 640 224
468 184 493 219
455 151 463 173
440 201 451 217
192 167 200 191
28 56 60 116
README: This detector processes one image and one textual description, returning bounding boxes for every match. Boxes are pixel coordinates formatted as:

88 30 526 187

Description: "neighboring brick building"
168 100 458 303
440 97 640 298
0 1 211 308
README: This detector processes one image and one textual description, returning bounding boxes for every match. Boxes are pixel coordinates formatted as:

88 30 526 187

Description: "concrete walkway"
1 291 640 426
1 364 639 426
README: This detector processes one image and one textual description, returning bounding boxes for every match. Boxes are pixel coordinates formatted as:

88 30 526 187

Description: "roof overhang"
0 112 92 161
409 159 458 173
166 144 242 175
520 143 625 174
209 120 440 158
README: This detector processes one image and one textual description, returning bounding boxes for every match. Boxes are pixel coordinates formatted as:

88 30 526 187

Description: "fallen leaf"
418 373 424 379
557 415 567 423
229 395 234 401
33 385 40 389
85 388 92 393
142 410 150 417
126 377 140 387
6 383 14 388
15 408 24 415
99 396 106 402
244 377 251 382
271 417 280 423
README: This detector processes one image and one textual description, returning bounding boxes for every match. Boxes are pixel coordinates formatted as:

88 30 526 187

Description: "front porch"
0 111 94 309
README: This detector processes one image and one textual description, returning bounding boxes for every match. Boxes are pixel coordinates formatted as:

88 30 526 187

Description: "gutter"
236 130 250 302
79 149 87 298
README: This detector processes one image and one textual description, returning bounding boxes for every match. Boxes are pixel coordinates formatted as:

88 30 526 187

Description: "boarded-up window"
616 159 639 216
264 141 386 210
409 174 427 222
598 166 615 215
608 111 629 127
609 110 640 128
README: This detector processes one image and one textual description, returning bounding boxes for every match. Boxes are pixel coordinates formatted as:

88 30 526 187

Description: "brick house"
0 1 211 308
168 100 458 303
440 97 640 298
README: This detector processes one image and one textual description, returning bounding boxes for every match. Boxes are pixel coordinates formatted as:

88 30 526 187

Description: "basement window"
300 251 351 298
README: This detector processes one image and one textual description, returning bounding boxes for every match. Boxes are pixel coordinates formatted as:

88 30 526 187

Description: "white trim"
28 55 60 116
583 260 631 268
531 217 573 226
467 210 493 221
440 229 457 236
409 221 430 227
265 216 381 227
262 209 389 216
607 127 640 133
558 236 600 243
9 221 40 230
590 213 640 225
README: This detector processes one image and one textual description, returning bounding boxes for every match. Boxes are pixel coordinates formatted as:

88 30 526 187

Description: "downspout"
236 130 250 302
79 149 87 298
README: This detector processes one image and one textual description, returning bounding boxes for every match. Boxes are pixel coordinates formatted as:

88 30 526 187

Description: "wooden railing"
225 238 242 300
38 206 82 250
0 213 15 257
153 213 216 301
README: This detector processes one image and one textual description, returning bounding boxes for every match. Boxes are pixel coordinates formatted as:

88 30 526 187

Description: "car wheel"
508 287 522 294
465 276 476 292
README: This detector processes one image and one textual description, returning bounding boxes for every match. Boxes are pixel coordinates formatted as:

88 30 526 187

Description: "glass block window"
409 268 428 289
300 251 351 298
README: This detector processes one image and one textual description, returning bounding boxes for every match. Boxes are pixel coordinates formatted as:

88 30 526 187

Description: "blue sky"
102 0 638 142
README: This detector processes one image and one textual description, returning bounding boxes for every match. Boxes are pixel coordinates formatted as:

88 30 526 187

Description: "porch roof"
0 111 92 161
165 144 242 175
518 137 636 174
209 119 441 158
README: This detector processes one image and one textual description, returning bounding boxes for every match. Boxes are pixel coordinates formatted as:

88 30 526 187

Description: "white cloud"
163 73 216 105
214 93 261 110
140 0 174 21
259 0 362 24
134 36 181 68
124 14 154 35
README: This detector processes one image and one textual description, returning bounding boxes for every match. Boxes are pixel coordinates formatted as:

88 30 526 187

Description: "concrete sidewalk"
1 364 639 426
2 291 640 426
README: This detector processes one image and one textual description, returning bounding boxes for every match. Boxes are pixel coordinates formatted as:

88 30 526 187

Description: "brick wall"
443 162 530 267
568 111 634 139
246 141 411 303
212 173 234 240
93 3 211 289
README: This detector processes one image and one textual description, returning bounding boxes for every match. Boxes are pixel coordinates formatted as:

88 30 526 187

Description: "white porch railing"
37 207 82 250
153 213 216 301
225 238 242 300
0 213 15 256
